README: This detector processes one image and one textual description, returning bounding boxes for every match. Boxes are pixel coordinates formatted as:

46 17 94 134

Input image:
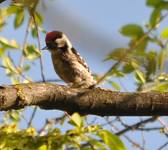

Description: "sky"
0 0 168 149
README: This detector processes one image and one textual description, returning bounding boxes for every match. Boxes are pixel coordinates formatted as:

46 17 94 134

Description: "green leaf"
31 27 38 38
161 27 168 39
2 56 17 76
98 130 126 150
120 24 144 38
0 37 20 49
129 37 149 50
7 5 21 15
122 58 140 74
14 10 24 28
0 9 7 31
11 77 20 84
122 63 135 73
0 47 5 56
39 144 47 150
22 64 31 72
105 48 128 61
146 0 161 7
24 44 41 60
69 113 83 127
158 49 167 70
149 8 161 28
8 110 20 123
109 69 125 77
109 81 121 90
135 70 146 84
130 59 140 69
146 51 157 75
88 138 106 150
159 1 168 9
34 11 43 25
154 83 168 92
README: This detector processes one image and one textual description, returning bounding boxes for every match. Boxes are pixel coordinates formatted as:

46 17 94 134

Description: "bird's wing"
71 47 91 73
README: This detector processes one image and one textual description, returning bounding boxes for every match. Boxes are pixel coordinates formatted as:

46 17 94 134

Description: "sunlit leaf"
0 9 7 31
8 110 20 123
109 69 125 77
26 127 37 136
135 70 146 84
131 59 140 69
158 73 168 81
145 51 157 76
14 9 24 28
34 11 43 25
122 63 135 73
154 83 168 92
31 27 38 38
24 44 41 60
69 113 83 127
0 47 5 56
88 138 106 150
2 56 17 76
0 37 20 49
146 0 161 7
129 37 149 50
39 144 47 150
149 8 161 28
7 5 21 15
105 48 128 61
22 64 31 72
98 130 126 150
122 58 140 73
108 81 121 90
161 27 168 39
120 24 144 38
11 77 20 84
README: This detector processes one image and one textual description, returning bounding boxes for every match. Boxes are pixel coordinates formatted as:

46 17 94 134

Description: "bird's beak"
42 46 48 50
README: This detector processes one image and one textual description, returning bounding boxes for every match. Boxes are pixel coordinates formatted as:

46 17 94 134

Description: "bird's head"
42 31 72 52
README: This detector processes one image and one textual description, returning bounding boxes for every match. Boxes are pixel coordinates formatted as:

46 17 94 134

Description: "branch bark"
0 83 168 116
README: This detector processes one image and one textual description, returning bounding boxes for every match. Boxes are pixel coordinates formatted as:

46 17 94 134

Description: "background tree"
0 0 168 149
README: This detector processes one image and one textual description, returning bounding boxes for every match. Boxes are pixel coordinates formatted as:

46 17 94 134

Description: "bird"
43 31 96 88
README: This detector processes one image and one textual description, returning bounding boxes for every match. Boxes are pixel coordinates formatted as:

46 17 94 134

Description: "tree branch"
0 83 168 116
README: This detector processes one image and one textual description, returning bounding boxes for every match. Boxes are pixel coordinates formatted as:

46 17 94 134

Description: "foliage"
0 113 125 150
105 0 168 92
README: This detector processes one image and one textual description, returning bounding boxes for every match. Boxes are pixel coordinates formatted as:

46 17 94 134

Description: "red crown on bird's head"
45 31 62 42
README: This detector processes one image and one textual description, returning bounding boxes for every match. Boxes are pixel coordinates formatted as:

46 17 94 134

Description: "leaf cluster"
0 113 126 150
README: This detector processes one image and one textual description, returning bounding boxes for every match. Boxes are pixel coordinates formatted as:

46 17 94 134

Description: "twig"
19 17 32 67
135 127 163 131
116 116 157 136
111 121 144 150
139 117 146 150
27 106 38 127
157 117 168 133
157 141 168 150
32 14 45 82
39 114 66 135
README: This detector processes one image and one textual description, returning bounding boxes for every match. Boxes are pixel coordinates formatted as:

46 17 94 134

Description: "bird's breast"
51 51 77 83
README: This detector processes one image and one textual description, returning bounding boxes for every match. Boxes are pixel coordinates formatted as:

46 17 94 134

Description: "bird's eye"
46 41 57 49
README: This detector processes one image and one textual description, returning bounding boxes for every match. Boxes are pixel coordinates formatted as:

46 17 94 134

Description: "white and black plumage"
43 31 96 88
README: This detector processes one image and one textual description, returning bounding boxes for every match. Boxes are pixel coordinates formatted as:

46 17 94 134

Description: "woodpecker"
43 31 96 88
